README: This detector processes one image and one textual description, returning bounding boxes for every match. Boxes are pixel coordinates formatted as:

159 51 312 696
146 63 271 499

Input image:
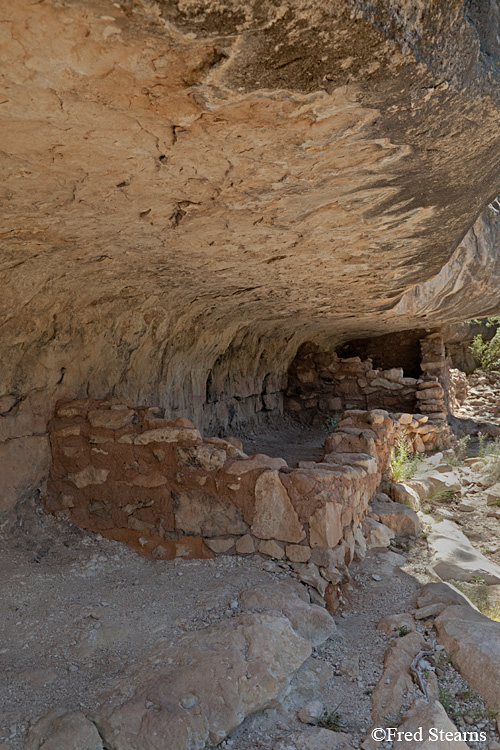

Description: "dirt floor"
234 415 327 467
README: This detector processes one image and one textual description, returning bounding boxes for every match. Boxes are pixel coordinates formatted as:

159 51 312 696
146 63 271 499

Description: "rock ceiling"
2 0 500 506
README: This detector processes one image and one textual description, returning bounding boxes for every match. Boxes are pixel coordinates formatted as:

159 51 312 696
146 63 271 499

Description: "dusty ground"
234 415 327 468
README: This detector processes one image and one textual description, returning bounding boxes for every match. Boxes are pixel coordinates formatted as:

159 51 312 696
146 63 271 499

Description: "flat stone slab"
427 519 500 584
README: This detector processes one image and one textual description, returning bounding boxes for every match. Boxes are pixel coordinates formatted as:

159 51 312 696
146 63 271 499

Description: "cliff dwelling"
3 1 500 749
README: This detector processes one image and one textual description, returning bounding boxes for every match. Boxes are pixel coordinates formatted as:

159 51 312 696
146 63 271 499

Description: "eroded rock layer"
2 0 500 507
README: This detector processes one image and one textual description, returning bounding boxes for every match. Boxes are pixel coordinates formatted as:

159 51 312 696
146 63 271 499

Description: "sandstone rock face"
3 0 500 506
95 613 312 750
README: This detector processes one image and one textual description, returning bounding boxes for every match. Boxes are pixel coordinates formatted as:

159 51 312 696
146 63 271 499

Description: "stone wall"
418 332 449 428
285 334 451 445
285 343 419 425
46 400 435 582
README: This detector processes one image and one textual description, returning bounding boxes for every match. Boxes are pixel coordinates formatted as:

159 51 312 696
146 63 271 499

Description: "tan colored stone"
435 604 500 711
87 408 135 430
393 699 468 749
176 444 227 471
225 454 287 475
240 581 335 646
25 709 104 750
96 613 312 750
134 427 201 445
309 503 342 548
258 539 285 559
362 516 394 548
174 490 248 537
397 413 413 425
251 470 305 543
204 537 234 554
67 465 109 489
371 631 426 724
286 545 312 563
370 501 420 537
235 534 256 554
130 472 167 487
377 612 416 636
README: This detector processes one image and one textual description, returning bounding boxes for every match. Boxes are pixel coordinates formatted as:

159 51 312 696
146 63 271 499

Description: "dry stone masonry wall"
46 399 444 595
285 333 451 445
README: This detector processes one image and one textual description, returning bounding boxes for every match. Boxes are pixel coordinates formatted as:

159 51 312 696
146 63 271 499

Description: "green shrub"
390 436 422 482
470 328 500 371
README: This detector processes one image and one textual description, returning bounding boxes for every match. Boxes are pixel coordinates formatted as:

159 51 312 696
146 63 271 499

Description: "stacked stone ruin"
285 332 451 450
47 397 445 604
417 332 449 429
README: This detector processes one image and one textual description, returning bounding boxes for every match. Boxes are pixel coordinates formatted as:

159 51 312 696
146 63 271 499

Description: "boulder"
427 520 500 583
95 613 312 750
391 483 421 511
414 469 461 497
377 613 416 636
362 517 394 549
392 699 469 749
435 604 500 711
417 581 475 610
26 710 104 750
298 700 324 725
240 581 336 646
370 501 420 537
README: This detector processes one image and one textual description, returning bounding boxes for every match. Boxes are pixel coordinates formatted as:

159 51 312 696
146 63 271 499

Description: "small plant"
390 436 422 483
318 700 345 731
364 688 373 696
426 487 456 504
451 579 500 623
439 684 458 720
394 625 412 637
448 435 470 466
322 415 341 433
470 324 500 371
383 708 406 728
437 649 456 667
480 440 500 485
